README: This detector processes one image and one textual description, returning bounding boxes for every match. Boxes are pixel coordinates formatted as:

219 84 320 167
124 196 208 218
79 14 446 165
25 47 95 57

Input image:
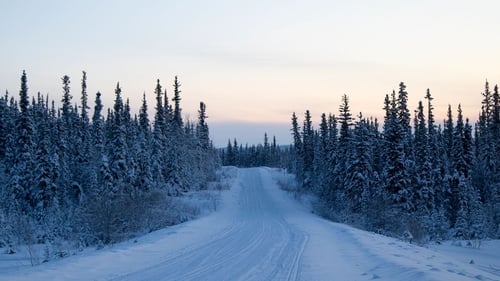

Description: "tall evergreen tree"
197 102 210 150
10 71 36 212
397 83 411 129
139 92 150 133
443 105 454 171
338 94 353 143
412 99 435 224
61 75 72 123
151 80 166 184
172 76 183 131
345 114 374 213
302 110 314 187
414 101 427 168
80 71 89 123
109 83 128 193
312 113 329 195
383 91 411 210
290 112 303 177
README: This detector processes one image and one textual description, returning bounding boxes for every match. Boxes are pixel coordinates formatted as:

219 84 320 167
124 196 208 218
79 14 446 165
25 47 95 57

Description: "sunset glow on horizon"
1 0 499 146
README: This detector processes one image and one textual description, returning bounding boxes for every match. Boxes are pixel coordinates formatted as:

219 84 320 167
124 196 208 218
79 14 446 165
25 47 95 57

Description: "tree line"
220 133 291 168
289 82 499 242
0 71 218 252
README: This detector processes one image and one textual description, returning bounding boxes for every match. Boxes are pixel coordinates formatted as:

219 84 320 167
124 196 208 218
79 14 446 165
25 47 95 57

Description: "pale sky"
1 0 499 146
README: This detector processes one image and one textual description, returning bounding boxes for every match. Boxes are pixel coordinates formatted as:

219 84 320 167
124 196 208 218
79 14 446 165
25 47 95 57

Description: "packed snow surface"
1 167 499 281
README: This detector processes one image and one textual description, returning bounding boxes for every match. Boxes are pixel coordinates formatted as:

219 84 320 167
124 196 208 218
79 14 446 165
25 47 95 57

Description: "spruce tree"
11 71 36 212
397 82 412 157
172 76 183 131
338 94 353 143
414 101 427 168
443 105 454 172
412 99 435 226
334 94 354 203
61 75 72 123
139 92 150 133
290 112 303 178
302 110 314 187
383 90 411 210
197 102 210 150
311 113 329 195
151 80 166 184
109 83 128 193
345 114 373 214
424 89 442 207
80 71 89 123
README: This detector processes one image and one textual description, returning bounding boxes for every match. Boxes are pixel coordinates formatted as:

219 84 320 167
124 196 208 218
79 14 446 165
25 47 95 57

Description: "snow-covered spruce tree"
262 132 270 166
397 82 412 156
443 105 454 173
195 101 216 183
311 113 330 196
55 75 81 207
72 72 93 205
196 102 210 150
61 75 73 124
89 83 131 244
9 71 36 214
91 91 112 198
108 83 128 194
171 76 183 130
123 98 137 187
464 118 485 242
422 89 449 240
344 114 375 216
383 91 411 209
414 101 427 170
164 76 189 194
290 112 303 179
332 94 353 213
86 90 113 244
32 93 58 215
224 139 235 166
411 98 446 240
151 79 167 186
270 136 279 167
413 101 434 215
424 89 443 182
301 110 315 191
233 139 240 166
396 82 418 214
369 117 383 179
134 93 153 191
323 113 338 203
380 90 413 234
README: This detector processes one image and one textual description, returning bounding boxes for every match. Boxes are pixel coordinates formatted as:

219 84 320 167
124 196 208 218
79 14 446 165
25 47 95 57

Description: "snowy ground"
1 167 499 281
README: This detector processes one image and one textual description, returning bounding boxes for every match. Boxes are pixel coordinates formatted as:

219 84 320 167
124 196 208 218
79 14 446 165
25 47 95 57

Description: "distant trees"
0 71 219 249
221 133 287 168
289 81 500 242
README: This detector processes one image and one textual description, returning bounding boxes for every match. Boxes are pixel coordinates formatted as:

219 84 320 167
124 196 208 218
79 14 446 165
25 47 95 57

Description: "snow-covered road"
115 168 308 281
2 167 499 281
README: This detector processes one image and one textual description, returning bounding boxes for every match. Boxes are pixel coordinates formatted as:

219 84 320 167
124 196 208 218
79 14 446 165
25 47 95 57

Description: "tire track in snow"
114 168 308 281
